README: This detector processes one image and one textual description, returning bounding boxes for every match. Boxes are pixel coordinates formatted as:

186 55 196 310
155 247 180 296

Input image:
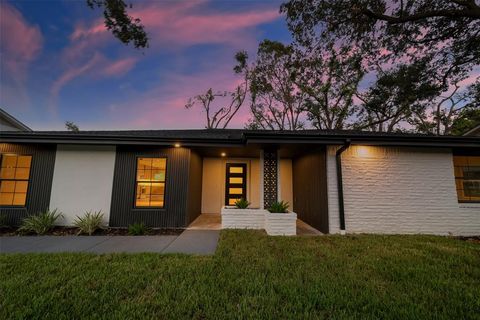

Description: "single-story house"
1 118 479 235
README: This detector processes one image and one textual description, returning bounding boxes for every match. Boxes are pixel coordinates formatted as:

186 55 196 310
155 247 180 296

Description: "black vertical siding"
185 150 203 225
109 146 192 228
0 143 56 226
292 147 329 233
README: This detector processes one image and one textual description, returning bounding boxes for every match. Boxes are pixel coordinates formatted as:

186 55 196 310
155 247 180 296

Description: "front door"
225 163 247 205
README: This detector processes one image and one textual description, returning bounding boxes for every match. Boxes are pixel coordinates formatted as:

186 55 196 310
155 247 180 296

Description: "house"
0 108 32 132
1 127 479 235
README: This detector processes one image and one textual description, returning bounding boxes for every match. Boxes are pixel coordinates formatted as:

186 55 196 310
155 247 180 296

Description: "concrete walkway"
0 230 220 255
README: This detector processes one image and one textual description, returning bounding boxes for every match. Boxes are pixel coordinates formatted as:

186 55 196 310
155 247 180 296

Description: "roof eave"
1 131 479 149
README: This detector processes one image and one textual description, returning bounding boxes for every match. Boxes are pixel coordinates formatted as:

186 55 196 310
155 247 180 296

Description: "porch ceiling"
191 146 261 158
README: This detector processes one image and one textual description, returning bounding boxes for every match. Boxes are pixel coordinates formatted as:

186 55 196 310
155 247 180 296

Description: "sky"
0 0 291 130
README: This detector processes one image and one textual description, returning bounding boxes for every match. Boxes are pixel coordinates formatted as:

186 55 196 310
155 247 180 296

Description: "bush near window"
234 198 250 209
74 211 105 235
268 201 289 213
18 209 62 235
128 222 151 235
0 214 10 228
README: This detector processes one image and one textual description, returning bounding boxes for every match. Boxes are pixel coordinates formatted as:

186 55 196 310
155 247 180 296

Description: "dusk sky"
0 0 290 130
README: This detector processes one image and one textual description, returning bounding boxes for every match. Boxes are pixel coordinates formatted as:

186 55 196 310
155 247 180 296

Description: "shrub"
268 201 289 213
0 214 9 228
128 222 151 235
18 209 63 235
74 210 105 235
234 198 250 209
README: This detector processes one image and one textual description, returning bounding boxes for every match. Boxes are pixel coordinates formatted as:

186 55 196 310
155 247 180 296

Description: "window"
0 154 32 206
453 156 480 202
135 157 166 208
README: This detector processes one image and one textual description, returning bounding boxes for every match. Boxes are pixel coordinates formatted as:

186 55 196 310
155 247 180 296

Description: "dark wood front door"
225 163 247 206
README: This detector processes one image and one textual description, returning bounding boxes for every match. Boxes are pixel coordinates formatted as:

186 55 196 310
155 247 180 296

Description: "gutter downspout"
336 139 351 234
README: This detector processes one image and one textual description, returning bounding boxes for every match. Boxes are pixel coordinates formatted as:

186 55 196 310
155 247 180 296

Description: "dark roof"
1 129 479 148
0 108 32 132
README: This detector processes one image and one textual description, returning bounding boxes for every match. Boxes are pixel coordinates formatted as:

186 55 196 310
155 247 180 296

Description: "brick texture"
327 146 480 235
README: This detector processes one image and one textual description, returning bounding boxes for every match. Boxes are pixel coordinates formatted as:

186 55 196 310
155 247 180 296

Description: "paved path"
0 230 219 255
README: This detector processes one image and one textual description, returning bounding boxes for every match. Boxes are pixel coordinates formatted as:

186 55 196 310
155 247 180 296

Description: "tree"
450 107 480 135
185 52 249 129
412 78 480 135
281 0 480 85
356 60 440 132
86 0 148 49
246 40 307 130
65 121 80 132
297 45 364 130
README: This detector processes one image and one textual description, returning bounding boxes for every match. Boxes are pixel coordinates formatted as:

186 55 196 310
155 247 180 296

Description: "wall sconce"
356 146 371 157
221 152 226 157
174 143 181 148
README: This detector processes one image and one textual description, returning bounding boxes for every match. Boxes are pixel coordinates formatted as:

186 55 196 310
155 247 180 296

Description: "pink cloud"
70 1 281 50
47 0 281 128
49 53 103 113
102 65 252 130
49 54 137 114
0 2 43 111
70 22 106 41
0 2 43 81
102 57 137 76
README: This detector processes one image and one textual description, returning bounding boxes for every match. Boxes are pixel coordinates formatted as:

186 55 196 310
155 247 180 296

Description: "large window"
0 154 32 206
135 157 166 208
453 156 480 202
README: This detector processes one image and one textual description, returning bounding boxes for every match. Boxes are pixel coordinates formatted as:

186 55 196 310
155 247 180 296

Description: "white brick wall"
327 146 480 236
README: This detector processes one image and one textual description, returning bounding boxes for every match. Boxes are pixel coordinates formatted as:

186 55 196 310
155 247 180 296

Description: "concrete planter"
265 211 297 236
221 207 267 229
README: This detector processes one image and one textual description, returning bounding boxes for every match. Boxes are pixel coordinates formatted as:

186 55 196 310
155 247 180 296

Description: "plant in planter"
234 198 250 209
268 201 289 213
265 201 296 236
74 210 105 235
18 209 63 235
221 199 267 229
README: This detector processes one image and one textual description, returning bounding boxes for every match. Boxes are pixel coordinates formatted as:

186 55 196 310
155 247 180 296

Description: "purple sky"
1 0 290 130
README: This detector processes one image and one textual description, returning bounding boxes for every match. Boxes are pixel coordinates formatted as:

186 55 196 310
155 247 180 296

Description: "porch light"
174 143 181 148
356 146 371 157
221 152 226 157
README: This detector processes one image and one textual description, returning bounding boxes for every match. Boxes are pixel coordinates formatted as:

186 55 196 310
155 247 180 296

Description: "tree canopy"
183 0 480 135
86 0 148 49
281 0 480 85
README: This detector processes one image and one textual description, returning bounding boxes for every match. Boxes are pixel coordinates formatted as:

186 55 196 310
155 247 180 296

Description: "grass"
1 231 479 319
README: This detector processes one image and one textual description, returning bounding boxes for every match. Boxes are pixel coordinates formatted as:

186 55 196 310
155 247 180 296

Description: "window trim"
133 156 168 209
453 155 480 204
0 153 33 208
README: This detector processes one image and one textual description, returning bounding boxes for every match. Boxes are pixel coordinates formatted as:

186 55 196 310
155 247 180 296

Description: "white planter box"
221 207 267 229
265 211 297 236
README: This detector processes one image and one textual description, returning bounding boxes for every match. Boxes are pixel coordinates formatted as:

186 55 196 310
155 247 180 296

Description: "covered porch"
188 144 329 234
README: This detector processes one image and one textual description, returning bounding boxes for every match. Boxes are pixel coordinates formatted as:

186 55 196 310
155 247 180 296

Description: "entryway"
187 213 221 230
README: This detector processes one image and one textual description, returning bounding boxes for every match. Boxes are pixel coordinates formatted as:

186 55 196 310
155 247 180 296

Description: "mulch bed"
0 226 184 236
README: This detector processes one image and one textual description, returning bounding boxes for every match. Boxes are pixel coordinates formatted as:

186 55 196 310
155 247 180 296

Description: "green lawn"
1 231 479 319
